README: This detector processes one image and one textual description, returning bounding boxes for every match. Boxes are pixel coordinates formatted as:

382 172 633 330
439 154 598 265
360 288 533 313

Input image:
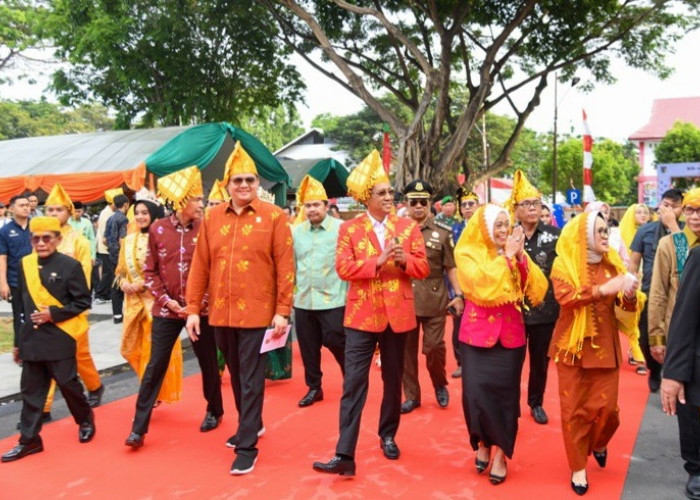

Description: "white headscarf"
484 203 509 245
587 212 604 264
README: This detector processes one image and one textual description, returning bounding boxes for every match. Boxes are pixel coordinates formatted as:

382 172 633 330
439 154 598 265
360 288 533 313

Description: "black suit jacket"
17 252 91 361
664 246 700 406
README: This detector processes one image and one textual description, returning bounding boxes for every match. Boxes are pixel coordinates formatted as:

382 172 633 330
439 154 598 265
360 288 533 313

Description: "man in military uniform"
400 180 464 414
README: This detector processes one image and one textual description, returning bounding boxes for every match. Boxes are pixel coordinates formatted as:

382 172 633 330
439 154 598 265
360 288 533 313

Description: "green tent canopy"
278 157 349 199
145 122 290 205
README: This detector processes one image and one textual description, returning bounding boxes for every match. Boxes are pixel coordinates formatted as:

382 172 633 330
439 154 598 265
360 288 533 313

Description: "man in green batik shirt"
68 202 97 261
292 175 347 408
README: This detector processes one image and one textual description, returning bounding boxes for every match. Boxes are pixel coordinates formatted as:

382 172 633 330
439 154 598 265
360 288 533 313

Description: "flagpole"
552 76 558 206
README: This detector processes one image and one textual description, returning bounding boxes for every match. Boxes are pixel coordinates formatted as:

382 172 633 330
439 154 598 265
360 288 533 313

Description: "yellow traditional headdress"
157 166 203 211
505 170 541 220
683 187 700 207
208 180 231 202
45 183 74 214
346 150 390 204
223 142 258 183
550 212 636 360
618 204 648 250
453 204 547 309
456 187 479 204
294 175 328 225
104 188 124 204
30 216 61 234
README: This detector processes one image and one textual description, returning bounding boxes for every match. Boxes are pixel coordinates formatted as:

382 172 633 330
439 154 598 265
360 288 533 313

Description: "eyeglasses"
372 188 395 198
230 176 257 186
683 205 700 216
409 199 429 207
596 227 609 237
460 201 477 208
31 235 56 245
516 200 541 209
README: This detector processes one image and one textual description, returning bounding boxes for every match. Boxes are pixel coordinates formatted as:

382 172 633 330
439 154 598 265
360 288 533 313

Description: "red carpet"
1 330 648 499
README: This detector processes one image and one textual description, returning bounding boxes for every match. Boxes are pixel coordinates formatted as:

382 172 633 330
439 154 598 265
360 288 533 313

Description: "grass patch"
0 317 14 354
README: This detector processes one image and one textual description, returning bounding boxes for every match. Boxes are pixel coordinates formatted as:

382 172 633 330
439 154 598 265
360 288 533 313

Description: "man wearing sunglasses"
399 179 463 415
2 216 94 463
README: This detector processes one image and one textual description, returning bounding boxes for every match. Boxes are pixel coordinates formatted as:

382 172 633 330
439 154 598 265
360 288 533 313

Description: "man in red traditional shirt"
124 166 222 449
186 143 294 476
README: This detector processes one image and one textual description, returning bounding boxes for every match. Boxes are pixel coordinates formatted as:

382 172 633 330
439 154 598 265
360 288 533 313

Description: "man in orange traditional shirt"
312 150 429 477
186 143 294 476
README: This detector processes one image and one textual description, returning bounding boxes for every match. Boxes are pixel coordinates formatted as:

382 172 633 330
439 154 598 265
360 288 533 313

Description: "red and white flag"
381 124 391 175
582 109 595 203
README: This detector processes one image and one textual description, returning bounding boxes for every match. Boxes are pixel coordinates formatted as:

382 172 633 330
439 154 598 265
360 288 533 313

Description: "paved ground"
0 300 690 498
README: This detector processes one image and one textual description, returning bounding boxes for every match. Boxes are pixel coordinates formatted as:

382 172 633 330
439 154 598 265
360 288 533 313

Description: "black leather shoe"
571 481 589 495
687 475 700 499
531 405 549 424
87 385 105 408
400 399 420 414
475 457 489 473
649 374 661 393
593 449 607 468
1 441 44 462
380 437 400 459
78 417 95 443
435 386 449 408
313 455 356 476
298 388 324 408
489 462 507 485
200 412 222 432
125 432 144 448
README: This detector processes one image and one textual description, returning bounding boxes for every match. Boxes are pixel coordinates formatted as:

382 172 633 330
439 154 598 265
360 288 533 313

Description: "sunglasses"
372 188 395 198
230 176 257 186
409 199 429 207
460 201 477 208
31 235 56 245
516 200 541 209
682 205 700 216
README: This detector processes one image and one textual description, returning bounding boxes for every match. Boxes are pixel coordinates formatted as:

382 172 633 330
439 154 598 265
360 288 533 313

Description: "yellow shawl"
550 212 637 357
619 204 644 250
454 205 548 308
22 253 88 340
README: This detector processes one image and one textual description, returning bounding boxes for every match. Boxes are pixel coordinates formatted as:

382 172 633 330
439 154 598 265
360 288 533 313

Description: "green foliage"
44 0 304 128
0 0 48 83
239 105 305 152
655 121 700 164
540 137 639 205
0 99 113 140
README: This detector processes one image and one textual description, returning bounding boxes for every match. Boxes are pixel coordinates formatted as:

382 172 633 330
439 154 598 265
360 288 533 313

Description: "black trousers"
215 326 267 459
95 252 113 301
677 401 700 475
452 313 462 367
19 358 92 444
638 299 662 381
336 326 409 458
525 322 555 408
294 306 345 390
10 285 23 346
132 316 222 434
109 254 124 317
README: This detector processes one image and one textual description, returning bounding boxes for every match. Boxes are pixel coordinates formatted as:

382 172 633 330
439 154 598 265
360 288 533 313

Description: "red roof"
629 97 700 141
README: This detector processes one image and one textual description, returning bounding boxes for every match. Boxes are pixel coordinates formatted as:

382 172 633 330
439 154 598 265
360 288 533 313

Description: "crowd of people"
1 144 699 498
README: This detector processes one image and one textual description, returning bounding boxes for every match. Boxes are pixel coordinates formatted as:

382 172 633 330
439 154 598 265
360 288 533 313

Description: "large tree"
45 0 305 128
262 0 697 190
0 0 49 84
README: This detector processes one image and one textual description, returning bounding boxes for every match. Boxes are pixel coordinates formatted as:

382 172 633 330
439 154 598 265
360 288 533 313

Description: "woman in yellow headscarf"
618 203 652 371
455 204 547 486
116 198 182 405
549 211 639 495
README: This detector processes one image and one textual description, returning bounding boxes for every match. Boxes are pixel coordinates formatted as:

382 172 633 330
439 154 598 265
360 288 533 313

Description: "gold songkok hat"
45 183 74 214
456 186 479 204
346 149 390 203
683 187 700 207
30 216 61 234
297 175 328 205
223 142 258 183
157 166 203 211
104 188 124 204
505 170 540 219
208 180 231 202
